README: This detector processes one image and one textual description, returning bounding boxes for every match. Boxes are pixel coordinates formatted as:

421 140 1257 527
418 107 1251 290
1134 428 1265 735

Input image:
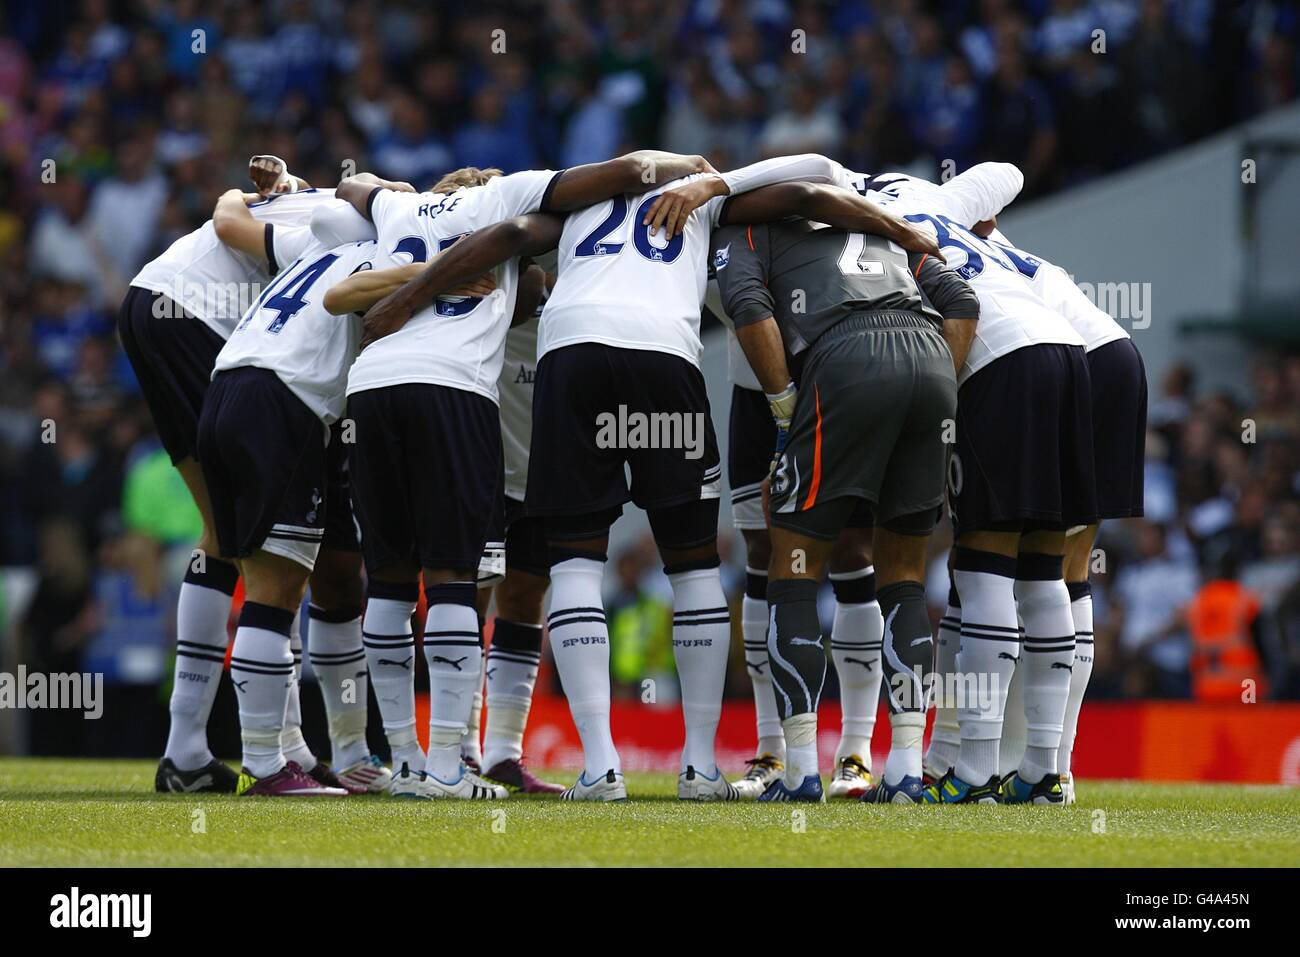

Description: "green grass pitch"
1 758 1297 867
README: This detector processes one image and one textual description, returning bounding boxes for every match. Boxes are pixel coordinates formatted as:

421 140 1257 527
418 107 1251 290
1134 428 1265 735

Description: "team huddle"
129 147 1144 804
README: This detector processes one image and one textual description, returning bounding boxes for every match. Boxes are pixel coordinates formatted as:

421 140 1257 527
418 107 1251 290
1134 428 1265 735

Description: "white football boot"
560 769 628 802
732 754 784 800
388 761 425 799
336 755 393 793
420 764 508 799
826 755 872 799
1061 771 1077 805
678 765 740 801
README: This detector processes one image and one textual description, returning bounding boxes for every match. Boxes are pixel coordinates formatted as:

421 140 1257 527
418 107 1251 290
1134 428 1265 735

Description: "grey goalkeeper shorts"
769 311 957 540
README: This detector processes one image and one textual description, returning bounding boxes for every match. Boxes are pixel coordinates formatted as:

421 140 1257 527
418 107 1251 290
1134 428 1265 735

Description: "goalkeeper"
710 217 978 803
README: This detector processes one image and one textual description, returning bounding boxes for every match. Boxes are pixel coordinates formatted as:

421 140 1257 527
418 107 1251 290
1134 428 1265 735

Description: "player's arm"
361 213 564 348
722 182 944 261
713 224 797 435
323 263 497 317
910 251 980 374
512 263 547 327
335 172 419 220
939 162 1023 227
544 150 714 213
212 188 274 259
643 153 844 237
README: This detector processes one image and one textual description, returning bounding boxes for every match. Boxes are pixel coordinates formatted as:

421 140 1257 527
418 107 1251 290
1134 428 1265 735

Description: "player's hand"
972 216 996 238
360 295 412 350
249 155 300 196
445 273 497 299
895 219 946 263
643 175 727 238
760 476 772 527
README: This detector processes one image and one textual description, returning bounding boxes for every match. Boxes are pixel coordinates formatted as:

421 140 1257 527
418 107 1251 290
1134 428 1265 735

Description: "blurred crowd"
1 0 1299 753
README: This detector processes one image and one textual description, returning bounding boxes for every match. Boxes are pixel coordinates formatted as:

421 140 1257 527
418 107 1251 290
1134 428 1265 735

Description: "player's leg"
926 344 1080 804
481 512 564 793
1000 528 1073 805
544 523 626 801
735 527 786 797
232 550 347 795
160 458 241 789
923 556 962 782
409 386 510 800
279 605 316 773
305 543 388 792
1059 524 1098 804
762 522 837 801
463 513 505 772
826 522 884 798
856 328 953 804
863 522 937 803
649 499 737 801
1004 342 1098 804
118 288 239 792
726 384 785 791
347 388 427 793
420 565 501 797
931 528 1020 803
194 367 346 797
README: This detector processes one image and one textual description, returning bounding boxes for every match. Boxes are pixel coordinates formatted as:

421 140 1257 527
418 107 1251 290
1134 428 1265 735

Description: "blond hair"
428 166 503 194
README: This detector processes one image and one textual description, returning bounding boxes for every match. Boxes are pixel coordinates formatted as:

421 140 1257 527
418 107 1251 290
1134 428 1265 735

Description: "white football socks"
925 595 963 776
422 581 483 781
782 712 819 786
230 602 295 778
668 564 730 775
953 549 1020 785
165 556 239 769
1014 554 1075 783
483 619 544 769
829 566 883 766
461 645 484 768
281 609 317 771
306 604 369 770
547 557 620 778
1059 581 1095 777
742 568 785 759
361 582 424 772
883 711 926 785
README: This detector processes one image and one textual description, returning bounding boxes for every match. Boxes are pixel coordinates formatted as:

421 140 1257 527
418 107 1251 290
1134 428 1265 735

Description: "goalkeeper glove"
765 382 797 476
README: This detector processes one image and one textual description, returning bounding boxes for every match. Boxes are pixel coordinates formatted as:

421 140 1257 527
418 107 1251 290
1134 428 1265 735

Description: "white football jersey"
988 228 1129 353
843 171 1083 382
498 317 539 501
216 239 385 424
540 173 727 367
345 170 559 402
132 189 345 339
847 164 1127 355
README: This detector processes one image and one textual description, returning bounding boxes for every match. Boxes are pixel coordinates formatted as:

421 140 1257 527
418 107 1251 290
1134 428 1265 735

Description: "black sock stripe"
176 647 224 660
547 606 604 620
548 615 607 628
959 621 1021 635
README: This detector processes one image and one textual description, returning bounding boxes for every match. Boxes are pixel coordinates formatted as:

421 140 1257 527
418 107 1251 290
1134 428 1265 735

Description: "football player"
193 187 489 797
708 201 978 803
356 159 941 800
839 168 1097 805
331 153 729 798
123 158 359 793
706 288 885 800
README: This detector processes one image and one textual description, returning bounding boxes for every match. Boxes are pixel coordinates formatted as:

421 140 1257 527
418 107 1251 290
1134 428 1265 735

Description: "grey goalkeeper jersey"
710 220 978 357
